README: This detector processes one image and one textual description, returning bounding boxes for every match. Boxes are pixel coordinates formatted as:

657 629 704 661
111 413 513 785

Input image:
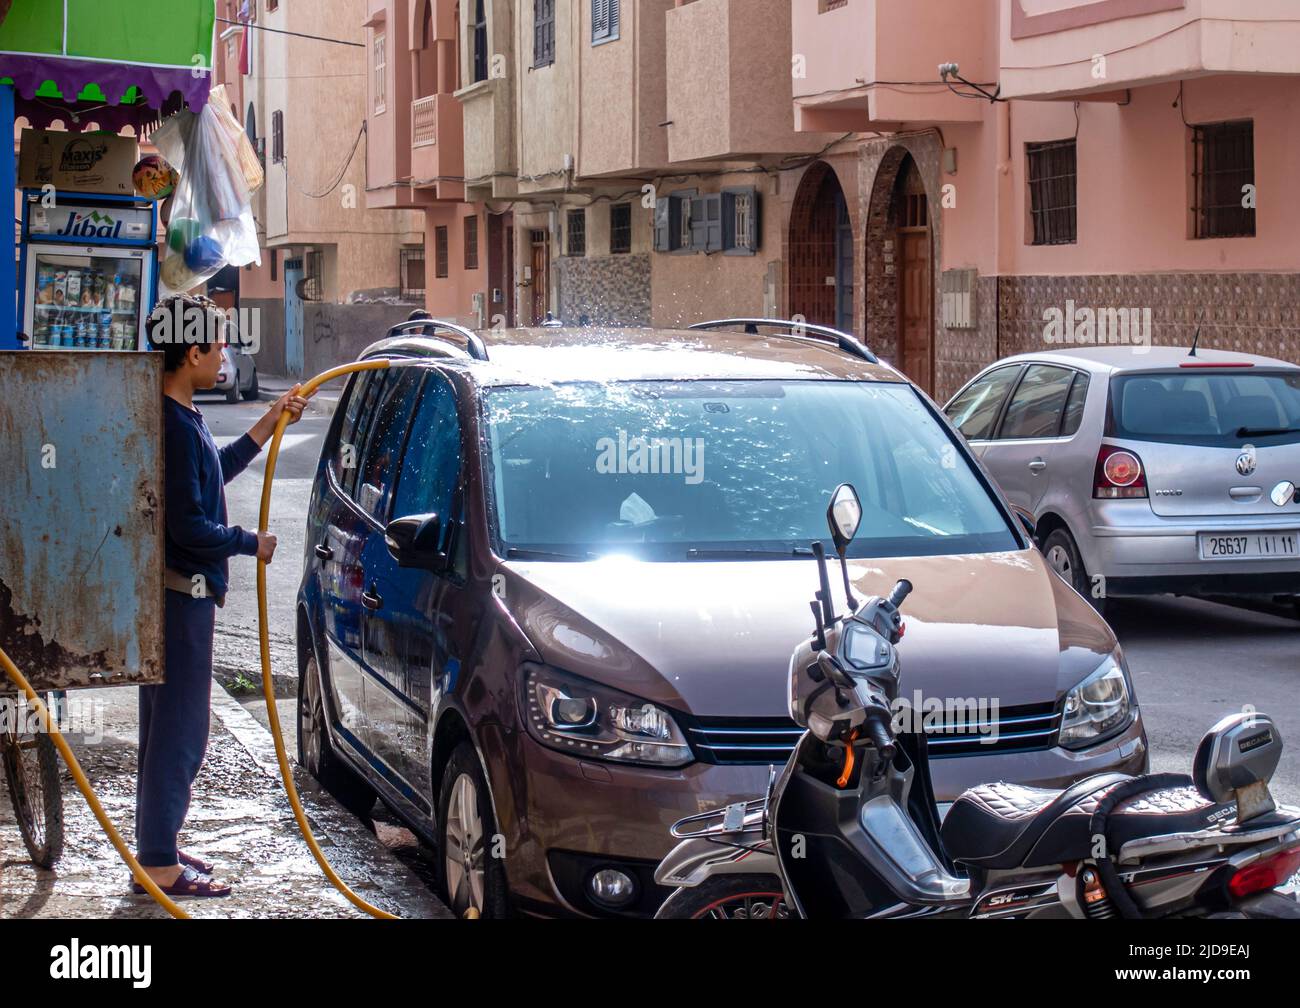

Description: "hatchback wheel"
297 651 376 818
436 742 509 918
1042 528 1107 617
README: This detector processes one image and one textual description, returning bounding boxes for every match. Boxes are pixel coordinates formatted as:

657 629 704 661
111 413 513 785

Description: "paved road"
206 396 1300 820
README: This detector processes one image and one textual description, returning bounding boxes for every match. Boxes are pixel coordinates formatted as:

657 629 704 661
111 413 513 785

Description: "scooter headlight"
1059 652 1133 750
520 663 692 767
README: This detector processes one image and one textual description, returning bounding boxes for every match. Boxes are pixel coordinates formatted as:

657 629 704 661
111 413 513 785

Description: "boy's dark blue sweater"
163 396 261 600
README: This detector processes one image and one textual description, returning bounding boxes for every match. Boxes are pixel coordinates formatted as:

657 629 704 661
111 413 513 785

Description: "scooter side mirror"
827 483 862 559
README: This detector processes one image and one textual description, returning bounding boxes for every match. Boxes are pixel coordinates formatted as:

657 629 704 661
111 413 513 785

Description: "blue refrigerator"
18 190 159 352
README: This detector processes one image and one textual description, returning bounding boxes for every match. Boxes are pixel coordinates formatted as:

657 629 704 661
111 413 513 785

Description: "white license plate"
1198 531 1300 560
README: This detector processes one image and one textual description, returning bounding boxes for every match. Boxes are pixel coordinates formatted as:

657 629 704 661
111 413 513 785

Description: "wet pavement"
0 682 451 919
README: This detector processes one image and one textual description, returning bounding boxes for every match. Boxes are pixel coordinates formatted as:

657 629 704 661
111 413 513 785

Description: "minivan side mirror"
384 513 443 568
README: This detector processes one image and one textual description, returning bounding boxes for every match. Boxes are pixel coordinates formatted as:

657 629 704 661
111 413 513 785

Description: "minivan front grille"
686 702 1060 766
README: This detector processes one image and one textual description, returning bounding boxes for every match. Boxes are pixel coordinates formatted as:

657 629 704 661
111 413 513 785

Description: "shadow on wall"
244 300 428 378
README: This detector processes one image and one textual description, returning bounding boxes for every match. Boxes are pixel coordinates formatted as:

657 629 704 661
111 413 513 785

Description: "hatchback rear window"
1110 371 1300 446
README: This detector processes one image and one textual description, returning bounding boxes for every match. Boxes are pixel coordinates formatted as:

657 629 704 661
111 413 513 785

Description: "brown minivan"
295 318 1148 917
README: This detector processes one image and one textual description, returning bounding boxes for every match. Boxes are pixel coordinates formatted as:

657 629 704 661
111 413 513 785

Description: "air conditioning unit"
471 291 486 329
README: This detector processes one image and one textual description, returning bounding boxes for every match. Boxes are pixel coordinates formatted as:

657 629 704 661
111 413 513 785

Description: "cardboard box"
18 129 139 196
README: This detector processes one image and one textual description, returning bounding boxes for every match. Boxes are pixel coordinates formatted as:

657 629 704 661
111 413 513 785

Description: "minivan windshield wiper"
685 547 814 559
505 547 596 561
1236 426 1300 437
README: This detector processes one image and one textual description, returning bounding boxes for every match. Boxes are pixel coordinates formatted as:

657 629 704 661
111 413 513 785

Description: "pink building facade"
787 0 1300 399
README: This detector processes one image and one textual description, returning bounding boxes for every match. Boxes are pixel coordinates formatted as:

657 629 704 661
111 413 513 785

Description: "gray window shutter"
610 0 620 37
654 197 671 252
722 187 760 254
592 0 609 41
705 194 723 252
690 196 710 252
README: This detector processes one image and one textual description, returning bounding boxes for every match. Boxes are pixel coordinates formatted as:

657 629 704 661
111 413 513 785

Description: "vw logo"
1236 451 1257 476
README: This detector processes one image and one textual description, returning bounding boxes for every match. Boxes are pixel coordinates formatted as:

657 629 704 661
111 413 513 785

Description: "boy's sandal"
132 865 232 898
178 850 215 874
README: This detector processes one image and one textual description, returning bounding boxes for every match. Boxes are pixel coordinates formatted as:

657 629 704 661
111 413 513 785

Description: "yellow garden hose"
0 357 419 920
0 647 191 918
255 358 400 919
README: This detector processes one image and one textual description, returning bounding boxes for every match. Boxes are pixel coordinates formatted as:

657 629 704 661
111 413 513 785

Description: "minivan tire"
224 381 240 404
435 742 509 919
241 367 259 401
297 651 376 819
1042 527 1108 618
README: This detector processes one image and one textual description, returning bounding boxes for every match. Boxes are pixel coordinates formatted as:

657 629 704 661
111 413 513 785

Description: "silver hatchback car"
944 347 1300 614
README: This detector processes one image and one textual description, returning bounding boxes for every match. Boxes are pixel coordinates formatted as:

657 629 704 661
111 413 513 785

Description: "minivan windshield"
481 380 1018 560
1111 370 1300 447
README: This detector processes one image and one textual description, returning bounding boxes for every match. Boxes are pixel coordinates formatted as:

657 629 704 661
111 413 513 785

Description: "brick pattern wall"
556 253 652 326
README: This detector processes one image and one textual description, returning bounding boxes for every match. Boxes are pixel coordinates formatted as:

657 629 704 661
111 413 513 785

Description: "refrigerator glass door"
27 245 150 351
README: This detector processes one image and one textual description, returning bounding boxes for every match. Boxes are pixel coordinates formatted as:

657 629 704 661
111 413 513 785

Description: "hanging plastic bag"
157 96 262 294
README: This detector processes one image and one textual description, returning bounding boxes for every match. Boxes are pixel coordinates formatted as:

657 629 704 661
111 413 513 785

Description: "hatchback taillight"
1228 845 1300 900
1093 445 1147 499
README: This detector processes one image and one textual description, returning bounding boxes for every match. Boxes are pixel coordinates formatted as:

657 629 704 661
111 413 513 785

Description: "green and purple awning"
0 0 215 131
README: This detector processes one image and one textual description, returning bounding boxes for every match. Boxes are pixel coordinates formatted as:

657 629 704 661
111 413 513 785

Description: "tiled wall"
556 253 652 326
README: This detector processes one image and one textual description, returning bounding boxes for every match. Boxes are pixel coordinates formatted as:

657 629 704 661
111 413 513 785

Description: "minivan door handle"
314 544 333 561
1028 458 1047 474
361 584 383 611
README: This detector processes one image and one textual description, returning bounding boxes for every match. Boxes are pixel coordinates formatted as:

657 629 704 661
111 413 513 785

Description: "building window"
271 109 284 163
372 32 387 114
464 215 479 270
401 246 426 300
266 0 278 10
1192 120 1255 239
472 0 489 83
818 0 847 11
301 250 323 301
434 226 449 278
534 0 555 68
592 0 620 45
566 209 586 256
722 187 760 255
609 203 631 254
1026 138 1077 246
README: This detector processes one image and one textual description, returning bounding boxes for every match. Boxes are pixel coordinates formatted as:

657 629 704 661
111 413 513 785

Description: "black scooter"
655 484 1300 919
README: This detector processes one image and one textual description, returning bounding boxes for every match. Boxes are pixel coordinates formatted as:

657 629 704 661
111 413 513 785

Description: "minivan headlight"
1059 652 1133 750
520 663 692 767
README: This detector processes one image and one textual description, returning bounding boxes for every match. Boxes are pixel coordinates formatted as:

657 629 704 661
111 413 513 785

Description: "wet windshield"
481 380 1017 560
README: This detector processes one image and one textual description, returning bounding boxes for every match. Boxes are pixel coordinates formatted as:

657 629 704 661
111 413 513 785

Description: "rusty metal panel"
0 351 164 690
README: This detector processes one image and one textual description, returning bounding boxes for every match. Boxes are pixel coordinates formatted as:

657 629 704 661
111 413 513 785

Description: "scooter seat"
943 774 1231 870
941 774 1131 870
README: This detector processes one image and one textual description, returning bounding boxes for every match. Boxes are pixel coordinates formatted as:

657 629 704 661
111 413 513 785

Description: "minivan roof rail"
385 318 490 361
688 317 878 364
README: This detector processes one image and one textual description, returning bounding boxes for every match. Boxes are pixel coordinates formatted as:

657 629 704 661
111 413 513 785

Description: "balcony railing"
412 95 438 148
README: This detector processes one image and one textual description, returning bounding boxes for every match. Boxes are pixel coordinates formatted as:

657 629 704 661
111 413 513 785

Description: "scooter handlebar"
887 579 913 609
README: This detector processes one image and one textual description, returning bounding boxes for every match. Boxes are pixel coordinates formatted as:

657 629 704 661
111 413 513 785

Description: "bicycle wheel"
2 697 65 869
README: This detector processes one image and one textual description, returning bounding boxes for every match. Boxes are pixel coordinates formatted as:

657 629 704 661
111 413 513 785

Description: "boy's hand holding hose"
248 383 311 565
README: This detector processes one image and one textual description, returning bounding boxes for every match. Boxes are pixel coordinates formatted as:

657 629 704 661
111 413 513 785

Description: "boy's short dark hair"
148 294 226 372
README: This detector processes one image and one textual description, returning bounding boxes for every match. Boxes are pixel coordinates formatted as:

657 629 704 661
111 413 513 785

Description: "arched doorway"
865 150 934 394
788 162 853 332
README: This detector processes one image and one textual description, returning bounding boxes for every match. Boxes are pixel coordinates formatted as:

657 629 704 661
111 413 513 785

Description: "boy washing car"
136 294 309 897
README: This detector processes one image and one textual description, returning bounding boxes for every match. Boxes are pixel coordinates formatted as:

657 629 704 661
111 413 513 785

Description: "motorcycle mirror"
827 483 862 559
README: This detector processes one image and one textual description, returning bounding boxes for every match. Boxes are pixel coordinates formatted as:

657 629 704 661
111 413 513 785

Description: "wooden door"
528 229 548 325
897 162 932 393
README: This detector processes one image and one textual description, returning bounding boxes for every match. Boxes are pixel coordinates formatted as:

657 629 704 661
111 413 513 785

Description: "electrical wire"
216 17 365 48
284 122 367 199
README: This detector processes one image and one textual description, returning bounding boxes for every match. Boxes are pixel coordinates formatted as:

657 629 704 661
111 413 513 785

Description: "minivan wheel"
1042 528 1107 617
297 652 376 819
224 381 240 404
436 742 509 918
241 368 259 400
